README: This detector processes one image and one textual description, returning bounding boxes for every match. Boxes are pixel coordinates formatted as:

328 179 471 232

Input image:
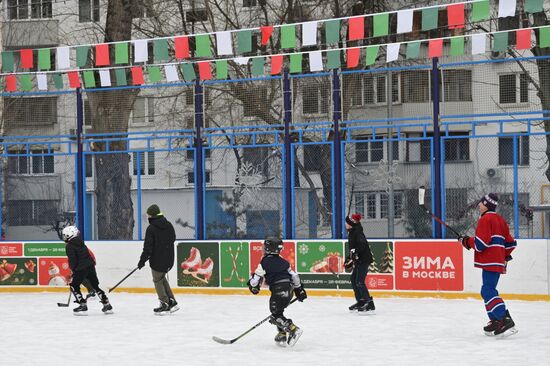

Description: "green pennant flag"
406 41 421 59
251 57 264 77
181 63 196 81
492 32 509 52
421 8 438 31
115 43 129 64
195 35 212 57
237 30 252 53
471 0 489 22
325 20 340 44
147 66 162 83
216 60 228 79
53 73 64 89
76 46 90 67
326 50 341 69
83 71 96 88
281 25 296 49
37 49 51 70
539 26 550 48
289 53 302 73
525 0 544 14
115 69 127 86
450 37 465 56
373 13 389 37
365 45 379 65
19 74 33 91
154 39 169 61
2 51 14 72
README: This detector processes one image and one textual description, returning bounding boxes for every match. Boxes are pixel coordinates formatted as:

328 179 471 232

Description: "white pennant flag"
133 40 148 63
165 64 179 82
309 51 323 72
99 69 111 87
234 57 250 65
397 10 414 34
471 34 486 54
302 21 318 46
37 73 48 90
56 47 70 70
216 31 233 56
498 0 516 18
386 43 400 62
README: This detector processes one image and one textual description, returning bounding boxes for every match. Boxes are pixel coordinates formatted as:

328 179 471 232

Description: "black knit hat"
146 204 161 216
480 193 498 211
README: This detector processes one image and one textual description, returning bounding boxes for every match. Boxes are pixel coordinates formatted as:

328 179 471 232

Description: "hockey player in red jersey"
460 193 517 337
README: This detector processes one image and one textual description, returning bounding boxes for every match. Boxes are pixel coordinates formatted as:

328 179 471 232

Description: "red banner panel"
0 243 23 256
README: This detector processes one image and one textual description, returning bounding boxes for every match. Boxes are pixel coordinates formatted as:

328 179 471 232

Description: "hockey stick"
57 291 71 307
418 186 462 238
212 298 299 345
108 267 139 293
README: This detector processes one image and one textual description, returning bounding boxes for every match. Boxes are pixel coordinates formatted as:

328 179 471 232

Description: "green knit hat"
146 204 161 216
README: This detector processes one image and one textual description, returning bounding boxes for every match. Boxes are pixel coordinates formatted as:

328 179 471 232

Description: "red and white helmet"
62 226 80 242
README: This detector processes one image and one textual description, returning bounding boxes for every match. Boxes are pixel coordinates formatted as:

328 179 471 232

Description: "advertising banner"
366 241 395 290
177 242 220 287
296 241 345 289
0 243 23 256
220 242 249 288
394 241 463 291
38 258 71 286
0 257 37 285
24 243 66 257
250 241 296 289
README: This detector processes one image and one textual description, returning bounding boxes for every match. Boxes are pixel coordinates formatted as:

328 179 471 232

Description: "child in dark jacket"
247 238 307 347
63 226 112 315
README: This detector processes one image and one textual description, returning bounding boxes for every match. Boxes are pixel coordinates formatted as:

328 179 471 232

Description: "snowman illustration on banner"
48 262 69 286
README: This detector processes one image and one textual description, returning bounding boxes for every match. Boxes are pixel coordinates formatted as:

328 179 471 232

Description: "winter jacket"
347 223 373 264
65 237 95 272
139 215 176 272
464 211 517 273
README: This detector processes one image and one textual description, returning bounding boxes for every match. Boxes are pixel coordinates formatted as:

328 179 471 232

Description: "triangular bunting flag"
347 48 360 68
271 55 283 75
261 26 274 45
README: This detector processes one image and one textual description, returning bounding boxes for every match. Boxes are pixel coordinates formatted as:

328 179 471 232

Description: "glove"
344 256 354 273
137 259 146 270
459 236 471 250
505 255 513 262
294 285 307 302
246 279 260 295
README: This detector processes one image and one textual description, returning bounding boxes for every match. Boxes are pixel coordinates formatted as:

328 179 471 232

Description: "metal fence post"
75 88 85 237
431 57 443 238
195 80 205 240
332 69 343 239
283 69 293 239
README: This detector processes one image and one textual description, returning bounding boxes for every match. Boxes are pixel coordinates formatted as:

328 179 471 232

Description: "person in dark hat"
345 213 374 313
138 204 178 315
460 193 518 337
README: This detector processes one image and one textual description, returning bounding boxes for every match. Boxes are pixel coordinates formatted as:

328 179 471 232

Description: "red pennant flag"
131 66 144 85
447 3 465 29
20 49 34 69
428 38 443 58
5 75 16 92
68 71 81 88
95 44 110 66
516 29 532 50
270 55 283 75
175 36 190 59
348 16 364 41
261 26 274 45
198 61 213 80
347 48 360 68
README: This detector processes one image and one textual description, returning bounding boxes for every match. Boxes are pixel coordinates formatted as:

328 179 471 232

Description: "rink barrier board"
1 239 549 297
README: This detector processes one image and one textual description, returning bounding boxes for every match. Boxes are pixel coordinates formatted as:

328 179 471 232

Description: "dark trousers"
481 270 506 320
269 282 293 331
70 266 106 303
351 261 371 302
152 269 174 304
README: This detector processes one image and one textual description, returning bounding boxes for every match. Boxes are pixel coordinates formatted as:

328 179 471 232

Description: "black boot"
357 297 375 314
348 301 364 311
168 298 180 313
73 300 88 316
493 311 517 337
274 330 287 346
286 323 303 347
483 320 500 336
154 301 170 315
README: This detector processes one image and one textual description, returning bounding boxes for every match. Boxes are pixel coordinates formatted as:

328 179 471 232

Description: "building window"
185 8 208 22
498 135 529 166
243 147 269 177
78 0 99 22
7 200 58 226
444 133 470 161
243 86 268 117
401 70 430 103
442 70 472 102
132 0 152 18
132 151 155 175
302 80 329 115
243 0 257 7
406 135 431 162
186 149 211 160
3 97 57 126
187 170 211 184
356 191 403 219
8 0 52 20
357 73 400 105
185 89 194 105
499 73 529 104
445 188 468 219
131 97 154 125
303 144 326 171
355 137 383 163
85 155 93 177
8 149 54 174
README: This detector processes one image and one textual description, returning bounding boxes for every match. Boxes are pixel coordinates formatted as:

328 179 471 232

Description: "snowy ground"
3 293 550 366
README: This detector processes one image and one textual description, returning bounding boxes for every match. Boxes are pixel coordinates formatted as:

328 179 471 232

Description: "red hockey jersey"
464 211 517 274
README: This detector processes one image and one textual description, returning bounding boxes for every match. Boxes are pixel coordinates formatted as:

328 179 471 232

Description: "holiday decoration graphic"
250 241 296 288
177 242 220 287
0 258 37 286
220 242 249 288
38 258 72 286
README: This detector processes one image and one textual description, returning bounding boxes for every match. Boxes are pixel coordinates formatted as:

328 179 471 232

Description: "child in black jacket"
247 238 307 347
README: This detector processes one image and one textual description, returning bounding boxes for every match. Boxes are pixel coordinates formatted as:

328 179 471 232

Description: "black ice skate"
287 324 303 347
274 331 287 347
73 301 88 316
357 298 375 315
168 298 180 313
483 320 500 336
348 301 364 312
85 291 96 301
493 313 518 338
101 300 114 315
154 301 171 315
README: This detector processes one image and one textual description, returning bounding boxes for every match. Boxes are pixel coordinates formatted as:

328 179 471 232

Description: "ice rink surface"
3 292 550 366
